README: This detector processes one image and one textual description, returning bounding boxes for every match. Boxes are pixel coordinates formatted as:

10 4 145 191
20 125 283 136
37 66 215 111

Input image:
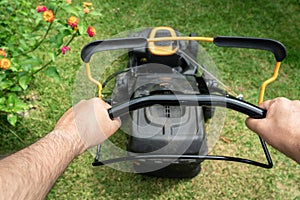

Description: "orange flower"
0 58 11 70
87 26 96 37
67 16 79 29
83 2 92 8
43 10 55 22
83 7 90 14
0 49 7 57
65 0 72 4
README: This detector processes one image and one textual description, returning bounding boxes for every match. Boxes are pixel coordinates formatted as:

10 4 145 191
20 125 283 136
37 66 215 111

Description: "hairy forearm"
0 130 85 199
0 98 120 199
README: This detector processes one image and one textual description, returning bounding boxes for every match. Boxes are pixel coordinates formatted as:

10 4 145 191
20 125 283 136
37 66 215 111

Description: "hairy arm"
0 98 121 199
0 130 84 199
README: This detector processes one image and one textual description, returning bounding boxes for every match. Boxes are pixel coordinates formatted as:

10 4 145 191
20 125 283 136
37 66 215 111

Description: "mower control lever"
108 94 266 120
81 36 286 63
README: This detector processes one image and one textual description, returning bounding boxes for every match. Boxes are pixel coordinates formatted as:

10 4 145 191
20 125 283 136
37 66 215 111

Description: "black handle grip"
81 37 147 63
213 36 286 62
108 94 266 119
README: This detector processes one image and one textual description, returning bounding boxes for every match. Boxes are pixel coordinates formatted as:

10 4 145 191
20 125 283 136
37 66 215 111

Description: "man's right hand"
246 97 300 164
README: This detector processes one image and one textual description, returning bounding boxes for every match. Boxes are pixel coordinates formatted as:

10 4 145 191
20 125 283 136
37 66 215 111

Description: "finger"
258 99 273 109
103 101 112 109
245 99 272 131
245 117 268 135
103 117 121 138
261 97 290 110
245 117 258 132
111 117 121 131
93 97 112 110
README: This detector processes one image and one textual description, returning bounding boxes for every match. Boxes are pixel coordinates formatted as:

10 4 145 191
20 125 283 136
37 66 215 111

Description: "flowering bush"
0 0 101 125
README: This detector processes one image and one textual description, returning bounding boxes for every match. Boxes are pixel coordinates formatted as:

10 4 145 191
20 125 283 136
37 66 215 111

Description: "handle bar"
108 94 266 119
81 36 286 63
98 94 272 169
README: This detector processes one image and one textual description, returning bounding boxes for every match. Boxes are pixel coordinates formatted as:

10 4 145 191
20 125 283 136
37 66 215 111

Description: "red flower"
43 10 55 22
87 26 96 37
0 49 7 58
61 46 71 55
37 6 47 13
67 16 79 29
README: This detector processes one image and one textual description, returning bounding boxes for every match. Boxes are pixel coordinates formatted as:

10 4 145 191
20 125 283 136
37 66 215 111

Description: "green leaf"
88 10 103 17
7 114 17 126
49 52 57 62
7 93 17 106
50 33 65 48
62 28 72 37
0 97 5 104
61 5 79 16
14 99 28 111
19 39 29 52
0 1 9 6
6 93 28 112
19 75 31 90
0 97 5 110
44 2 56 11
44 66 61 81
78 21 88 35
10 85 23 92
0 73 6 81
0 79 14 90
20 56 43 72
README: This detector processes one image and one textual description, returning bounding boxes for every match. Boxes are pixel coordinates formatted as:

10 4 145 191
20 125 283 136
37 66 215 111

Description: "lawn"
1 0 300 199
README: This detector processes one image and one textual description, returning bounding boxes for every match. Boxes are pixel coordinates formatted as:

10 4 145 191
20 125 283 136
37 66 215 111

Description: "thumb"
245 117 266 134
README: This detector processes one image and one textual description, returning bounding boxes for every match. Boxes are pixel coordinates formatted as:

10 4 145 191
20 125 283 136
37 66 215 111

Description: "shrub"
0 0 101 125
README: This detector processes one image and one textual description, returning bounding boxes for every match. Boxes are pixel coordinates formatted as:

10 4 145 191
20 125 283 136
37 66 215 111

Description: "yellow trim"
147 36 214 43
85 63 102 98
147 36 214 56
258 62 281 104
148 27 178 56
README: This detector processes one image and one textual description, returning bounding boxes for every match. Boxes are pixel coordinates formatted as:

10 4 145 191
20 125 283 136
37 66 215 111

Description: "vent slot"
165 106 170 118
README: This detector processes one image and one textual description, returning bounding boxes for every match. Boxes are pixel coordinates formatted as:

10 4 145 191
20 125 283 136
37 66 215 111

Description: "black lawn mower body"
119 28 211 178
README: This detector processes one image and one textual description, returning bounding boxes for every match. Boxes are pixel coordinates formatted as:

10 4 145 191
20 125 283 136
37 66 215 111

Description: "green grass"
1 0 300 199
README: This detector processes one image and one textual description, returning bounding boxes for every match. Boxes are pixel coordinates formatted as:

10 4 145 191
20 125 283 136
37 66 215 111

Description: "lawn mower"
80 27 286 178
